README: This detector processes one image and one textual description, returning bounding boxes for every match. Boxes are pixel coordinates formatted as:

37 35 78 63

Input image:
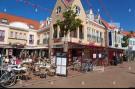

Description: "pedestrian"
9 55 13 65
4 56 9 64
15 57 22 65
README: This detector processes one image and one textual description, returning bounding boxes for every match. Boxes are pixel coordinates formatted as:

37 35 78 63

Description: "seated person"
15 57 22 65
4 56 10 64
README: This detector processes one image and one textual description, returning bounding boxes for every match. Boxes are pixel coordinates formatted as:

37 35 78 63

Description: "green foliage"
121 31 134 47
56 6 82 36
123 36 129 41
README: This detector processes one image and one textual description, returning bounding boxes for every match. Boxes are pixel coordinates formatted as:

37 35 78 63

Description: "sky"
0 0 135 31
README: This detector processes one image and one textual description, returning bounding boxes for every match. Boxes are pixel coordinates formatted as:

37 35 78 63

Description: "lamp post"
48 17 53 63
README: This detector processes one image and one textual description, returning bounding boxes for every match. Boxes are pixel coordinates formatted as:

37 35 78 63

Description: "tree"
122 31 134 47
56 6 82 52
122 30 134 61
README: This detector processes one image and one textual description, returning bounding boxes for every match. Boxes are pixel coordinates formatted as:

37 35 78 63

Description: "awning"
68 42 105 49
22 46 48 50
0 44 12 48
52 45 64 48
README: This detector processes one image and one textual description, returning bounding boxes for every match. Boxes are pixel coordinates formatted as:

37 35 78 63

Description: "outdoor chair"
21 63 31 80
33 66 40 76
47 69 55 76
39 67 47 78
73 62 81 72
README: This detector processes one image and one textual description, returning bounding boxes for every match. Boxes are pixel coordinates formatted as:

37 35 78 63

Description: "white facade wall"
129 37 135 51
0 25 9 45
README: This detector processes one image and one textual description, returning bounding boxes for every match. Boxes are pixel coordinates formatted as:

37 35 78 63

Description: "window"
87 27 91 41
93 29 96 41
59 25 64 38
79 25 84 39
0 30 5 42
75 6 80 16
109 32 112 46
53 24 57 38
29 25 34 29
70 29 77 38
24 33 26 40
17 33 19 39
56 6 62 14
15 32 18 39
43 33 49 44
20 33 22 39
119 36 121 43
43 38 49 44
37 40 40 45
10 31 14 38
133 41 135 45
29 34 34 44
0 19 8 24
100 32 102 43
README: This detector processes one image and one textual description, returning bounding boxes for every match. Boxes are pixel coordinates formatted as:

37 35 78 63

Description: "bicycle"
0 68 17 88
81 59 98 73
72 61 81 72
81 62 93 73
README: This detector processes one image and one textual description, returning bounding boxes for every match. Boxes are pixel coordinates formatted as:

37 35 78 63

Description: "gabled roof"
121 31 135 37
100 18 116 30
121 31 130 36
0 13 40 30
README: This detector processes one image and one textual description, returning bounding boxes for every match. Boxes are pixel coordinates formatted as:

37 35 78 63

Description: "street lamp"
48 17 53 63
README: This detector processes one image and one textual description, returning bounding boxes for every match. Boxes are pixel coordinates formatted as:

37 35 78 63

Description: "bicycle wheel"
0 71 17 88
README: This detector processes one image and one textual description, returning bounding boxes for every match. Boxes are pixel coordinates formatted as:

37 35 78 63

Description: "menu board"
93 54 96 59
56 57 61 65
99 54 102 58
56 53 67 76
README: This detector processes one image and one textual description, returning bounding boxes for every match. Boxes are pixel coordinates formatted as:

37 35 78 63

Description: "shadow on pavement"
127 71 135 75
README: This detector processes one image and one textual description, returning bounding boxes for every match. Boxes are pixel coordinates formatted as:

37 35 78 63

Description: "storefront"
108 48 124 65
67 42 106 66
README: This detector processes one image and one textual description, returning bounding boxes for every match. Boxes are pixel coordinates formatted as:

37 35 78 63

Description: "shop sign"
93 54 96 59
54 38 61 43
53 45 63 48
99 54 102 58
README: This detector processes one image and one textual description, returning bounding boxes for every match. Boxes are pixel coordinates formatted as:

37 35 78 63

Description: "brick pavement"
11 61 135 88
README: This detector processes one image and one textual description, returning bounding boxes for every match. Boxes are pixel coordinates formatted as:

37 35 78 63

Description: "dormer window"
0 18 8 24
56 6 62 14
29 25 34 29
75 6 80 16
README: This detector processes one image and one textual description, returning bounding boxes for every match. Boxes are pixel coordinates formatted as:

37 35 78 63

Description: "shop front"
108 48 124 65
68 42 106 66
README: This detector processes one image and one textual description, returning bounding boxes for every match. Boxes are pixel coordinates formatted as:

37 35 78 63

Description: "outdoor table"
12 67 27 80
8 65 18 68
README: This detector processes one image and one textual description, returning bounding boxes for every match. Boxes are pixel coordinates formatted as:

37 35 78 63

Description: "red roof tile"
121 31 135 37
0 13 40 30
100 18 116 30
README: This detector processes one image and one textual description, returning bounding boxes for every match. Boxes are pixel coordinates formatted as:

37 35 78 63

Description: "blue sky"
0 0 135 31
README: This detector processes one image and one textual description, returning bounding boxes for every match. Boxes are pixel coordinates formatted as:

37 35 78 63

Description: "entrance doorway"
13 49 21 57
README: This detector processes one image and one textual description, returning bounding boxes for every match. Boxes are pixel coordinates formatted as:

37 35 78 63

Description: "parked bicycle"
72 60 81 72
81 59 98 73
0 67 17 88
0 64 27 88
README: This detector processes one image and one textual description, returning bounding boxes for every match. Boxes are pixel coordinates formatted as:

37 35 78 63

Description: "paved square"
11 61 135 88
